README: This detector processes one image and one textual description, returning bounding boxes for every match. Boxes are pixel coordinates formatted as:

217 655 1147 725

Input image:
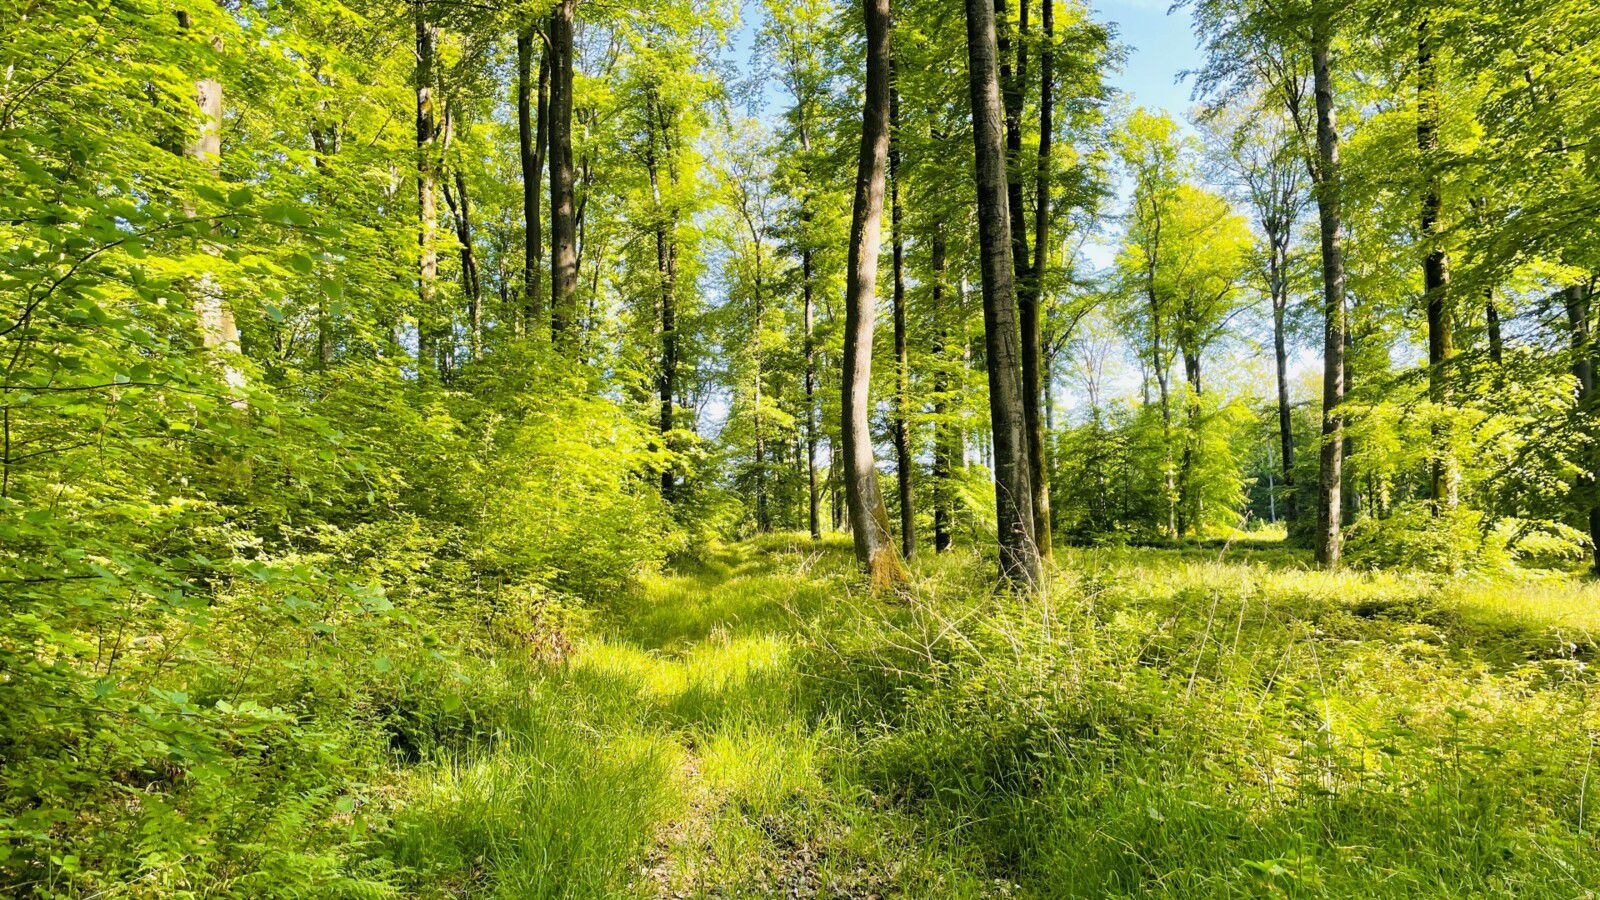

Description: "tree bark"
842 0 908 586
645 92 680 500
443 166 482 361
930 231 956 553
1563 284 1600 574
965 0 1040 588
517 29 549 334
548 0 579 347
175 11 244 397
1178 335 1201 535
1271 249 1296 524
889 82 915 561
414 3 441 375
803 245 820 539
1418 19 1456 514
1023 0 1053 557
1310 10 1346 568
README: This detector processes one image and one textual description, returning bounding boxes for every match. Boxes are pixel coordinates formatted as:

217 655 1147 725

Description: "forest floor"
380 535 1600 898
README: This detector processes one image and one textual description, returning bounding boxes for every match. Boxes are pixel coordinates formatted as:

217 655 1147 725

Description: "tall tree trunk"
175 12 244 397
1271 245 1296 525
442 169 482 360
1310 10 1347 567
1418 19 1456 514
965 0 1040 588
414 3 441 375
646 95 679 500
517 29 549 334
803 246 820 539
930 231 956 553
745 190 769 531
548 0 579 346
889 82 915 561
1023 0 1053 557
1178 338 1202 535
1563 284 1600 574
842 0 908 586
1486 293 1503 366
310 64 341 369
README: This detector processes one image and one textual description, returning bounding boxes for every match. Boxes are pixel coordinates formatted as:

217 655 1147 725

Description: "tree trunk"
1486 293 1503 366
930 231 956 553
889 82 915 561
1563 284 1600 574
442 168 482 361
1178 339 1202 535
1271 249 1296 525
175 12 244 397
517 29 549 334
646 96 679 500
804 246 820 539
1310 10 1347 568
965 0 1040 588
548 0 579 347
1418 19 1456 514
1022 0 1053 557
842 0 908 587
414 3 441 375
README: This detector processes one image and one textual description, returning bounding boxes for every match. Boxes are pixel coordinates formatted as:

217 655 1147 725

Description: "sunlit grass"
373 536 1600 897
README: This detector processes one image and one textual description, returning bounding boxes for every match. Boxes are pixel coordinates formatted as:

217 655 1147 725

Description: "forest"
2 0 1599 895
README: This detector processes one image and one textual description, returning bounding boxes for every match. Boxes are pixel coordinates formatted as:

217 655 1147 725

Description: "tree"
1206 99 1309 528
964 0 1040 588
841 0 908 585
548 0 579 344
889 81 915 560
516 24 549 332
1308 5 1348 567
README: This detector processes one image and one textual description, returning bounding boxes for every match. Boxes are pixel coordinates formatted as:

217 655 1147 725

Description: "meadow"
363 536 1600 897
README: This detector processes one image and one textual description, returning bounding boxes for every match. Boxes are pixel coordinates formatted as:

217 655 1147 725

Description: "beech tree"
964 0 1040 588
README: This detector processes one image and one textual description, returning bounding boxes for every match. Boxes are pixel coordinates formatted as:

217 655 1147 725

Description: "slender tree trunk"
841 0 907 586
1178 339 1202 535
1271 249 1296 524
803 246 820 539
175 12 244 397
966 0 1040 588
889 82 915 561
548 0 578 346
414 3 441 375
1311 10 1347 567
1486 293 1503 365
645 97 679 500
1023 0 1053 557
442 169 482 360
1418 19 1456 514
747 196 769 531
930 232 956 553
1562 284 1600 574
517 29 549 334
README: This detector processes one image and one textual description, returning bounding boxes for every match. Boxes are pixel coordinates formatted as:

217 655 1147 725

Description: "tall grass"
358 535 1600 897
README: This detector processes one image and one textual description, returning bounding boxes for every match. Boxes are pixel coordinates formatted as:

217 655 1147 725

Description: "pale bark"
176 12 244 397
841 0 907 586
414 3 441 375
1310 11 1346 567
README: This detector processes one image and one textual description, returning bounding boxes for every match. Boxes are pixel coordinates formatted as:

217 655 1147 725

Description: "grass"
365 534 1600 897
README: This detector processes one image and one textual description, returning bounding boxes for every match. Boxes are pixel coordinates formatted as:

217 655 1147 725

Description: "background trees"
4 0 1600 889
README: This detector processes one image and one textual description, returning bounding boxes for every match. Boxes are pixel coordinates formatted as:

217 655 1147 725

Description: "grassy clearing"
367 535 1600 897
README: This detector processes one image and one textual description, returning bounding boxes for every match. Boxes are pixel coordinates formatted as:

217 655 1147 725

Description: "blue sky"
1091 0 1204 120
